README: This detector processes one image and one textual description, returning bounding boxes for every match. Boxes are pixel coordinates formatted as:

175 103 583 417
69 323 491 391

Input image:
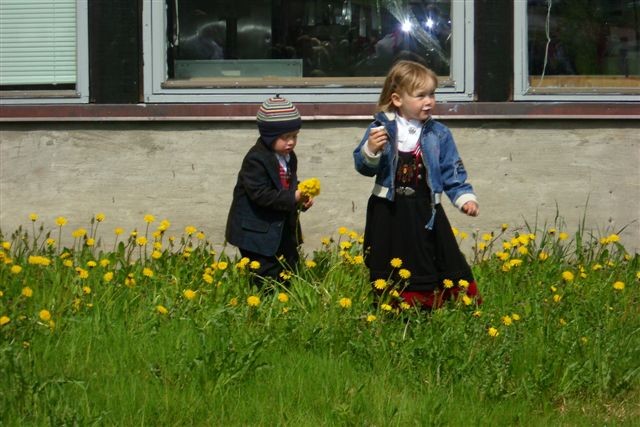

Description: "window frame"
513 1 639 102
0 0 89 105
143 0 474 103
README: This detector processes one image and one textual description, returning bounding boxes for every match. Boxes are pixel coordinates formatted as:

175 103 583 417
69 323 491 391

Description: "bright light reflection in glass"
425 17 435 29
401 20 413 32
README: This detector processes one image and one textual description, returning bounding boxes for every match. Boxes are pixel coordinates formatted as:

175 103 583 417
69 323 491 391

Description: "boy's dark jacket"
225 139 302 256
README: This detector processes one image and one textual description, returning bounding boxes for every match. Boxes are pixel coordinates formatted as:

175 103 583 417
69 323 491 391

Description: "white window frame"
143 0 474 103
514 1 639 101
0 0 89 105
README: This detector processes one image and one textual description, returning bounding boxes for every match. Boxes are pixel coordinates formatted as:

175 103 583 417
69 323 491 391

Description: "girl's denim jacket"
353 111 477 230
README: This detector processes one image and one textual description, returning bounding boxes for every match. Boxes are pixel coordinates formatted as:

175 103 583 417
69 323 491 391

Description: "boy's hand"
461 201 479 217
367 126 388 154
301 197 314 211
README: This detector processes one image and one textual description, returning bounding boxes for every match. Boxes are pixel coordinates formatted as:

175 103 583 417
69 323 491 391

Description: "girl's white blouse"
395 115 423 152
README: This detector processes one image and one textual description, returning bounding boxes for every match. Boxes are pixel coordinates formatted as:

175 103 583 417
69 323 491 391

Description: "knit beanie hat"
256 95 302 146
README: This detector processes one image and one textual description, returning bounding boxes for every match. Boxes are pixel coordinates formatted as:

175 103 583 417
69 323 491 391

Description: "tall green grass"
0 215 638 425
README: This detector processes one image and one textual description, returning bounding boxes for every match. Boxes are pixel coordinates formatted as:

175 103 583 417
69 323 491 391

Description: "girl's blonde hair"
377 60 438 112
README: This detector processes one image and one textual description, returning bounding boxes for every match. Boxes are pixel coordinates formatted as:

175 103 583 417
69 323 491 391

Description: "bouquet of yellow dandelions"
298 177 321 198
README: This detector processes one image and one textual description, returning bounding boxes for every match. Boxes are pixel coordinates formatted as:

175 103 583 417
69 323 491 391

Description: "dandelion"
277 293 289 303
39 309 51 322
114 227 124 236
279 270 292 280
183 289 197 300
501 315 513 326
156 305 168 315
512 313 521 321
462 295 473 306
488 327 499 337
458 279 469 289
496 251 509 261
29 213 38 221
86 260 97 268
85 237 95 246
28 256 51 266
338 226 348 235
548 227 557 235
501 223 509 231
339 297 352 308
71 228 87 238
612 281 625 291
298 177 321 198
158 219 171 231
305 260 317 268
63 260 73 268
321 237 331 245
352 255 364 265
476 242 487 251
459 231 468 240
95 212 105 222
517 246 529 255
373 279 387 290
502 241 512 250
553 294 562 303
247 295 261 307
125 274 136 287
451 227 459 236
142 268 154 278
473 310 482 318
558 232 569 241
144 214 155 223
202 273 214 284
229 297 238 307
390 290 400 298
82 286 91 295
481 233 492 242
76 267 89 279
217 261 228 271
184 226 197 235
561 271 574 282
0 316 10 326
136 236 148 246
46 238 56 246
22 287 33 297
366 314 377 322
56 216 68 226
151 250 162 260
103 272 114 282
398 269 411 280
11 265 22 274
340 241 352 250
443 279 454 289
380 303 393 311
99 259 110 267
390 258 403 268
400 302 411 310
538 251 549 261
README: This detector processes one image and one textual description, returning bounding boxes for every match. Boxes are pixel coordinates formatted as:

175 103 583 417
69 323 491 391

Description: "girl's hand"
461 201 479 217
301 197 314 211
367 126 388 154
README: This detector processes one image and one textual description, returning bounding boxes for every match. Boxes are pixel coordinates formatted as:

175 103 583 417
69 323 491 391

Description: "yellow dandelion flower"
136 236 148 246
143 214 155 223
509 259 523 267
501 223 509 231
82 286 91 295
373 279 387 290
459 280 469 290
86 260 97 268
399 269 411 279
158 219 171 231
488 327 499 337
103 271 114 282
0 316 10 326
538 251 549 261
380 303 393 311
339 297 352 308
46 238 56 246
340 241 352 250
501 315 513 326
502 241 512 250
71 228 87 238
561 271 574 282
338 226 348 235
22 287 33 297
183 289 196 300
352 255 364 265
472 310 482 318
143 268 154 278
512 313 521 321
202 273 214 284
196 231 205 240
305 260 317 268
548 227 557 235
459 231 468 240
390 290 400 298
451 226 459 236
11 265 23 274
85 238 95 247
462 295 473 306
553 294 562 303
297 177 321 198
366 314 377 322
29 213 38 221
125 274 136 287
612 281 625 291
550 285 557 292
443 279 454 289
156 305 168 315
184 226 197 235
151 250 162 260
55 216 68 226
321 237 331 245
238 257 250 267
277 293 289 303
607 234 620 243
99 259 110 267
63 259 73 268
94 212 105 222
39 309 51 322
558 232 569 241
279 270 292 280
476 242 487 251
247 295 261 307
229 297 238 307
217 261 228 271
248 260 261 270
114 227 124 235
348 231 358 240
481 233 492 242
517 246 529 255
76 267 89 279
390 258 403 268
496 251 510 261
400 302 411 310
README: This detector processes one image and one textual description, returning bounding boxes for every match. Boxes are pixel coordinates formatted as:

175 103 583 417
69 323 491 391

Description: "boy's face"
390 77 436 122
272 130 299 156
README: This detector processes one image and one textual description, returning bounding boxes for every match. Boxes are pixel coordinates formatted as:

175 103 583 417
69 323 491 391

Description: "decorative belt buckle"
396 187 416 196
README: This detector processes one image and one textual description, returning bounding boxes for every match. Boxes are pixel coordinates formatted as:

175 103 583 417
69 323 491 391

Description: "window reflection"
168 1 452 83
527 0 639 90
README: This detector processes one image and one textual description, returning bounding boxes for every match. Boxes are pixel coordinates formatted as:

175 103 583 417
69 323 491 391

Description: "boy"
225 96 314 282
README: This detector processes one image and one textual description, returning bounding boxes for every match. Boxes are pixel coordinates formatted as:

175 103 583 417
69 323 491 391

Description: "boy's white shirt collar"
275 153 290 170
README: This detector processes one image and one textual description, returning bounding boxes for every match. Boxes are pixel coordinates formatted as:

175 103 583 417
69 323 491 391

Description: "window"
515 0 640 100
0 0 89 104
144 0 473 103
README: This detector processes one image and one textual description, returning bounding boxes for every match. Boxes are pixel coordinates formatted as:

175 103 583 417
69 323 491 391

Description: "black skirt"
363 193 474 292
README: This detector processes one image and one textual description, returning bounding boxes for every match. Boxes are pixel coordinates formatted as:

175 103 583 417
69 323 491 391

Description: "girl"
353 60 481 309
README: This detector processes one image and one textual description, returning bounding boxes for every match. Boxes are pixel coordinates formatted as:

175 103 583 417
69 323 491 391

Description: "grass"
0 214 638 425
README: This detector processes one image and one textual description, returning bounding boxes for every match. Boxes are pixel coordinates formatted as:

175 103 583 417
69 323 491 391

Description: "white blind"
0 0 76 85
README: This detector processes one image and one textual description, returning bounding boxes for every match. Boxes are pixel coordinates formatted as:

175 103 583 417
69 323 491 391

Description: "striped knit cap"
256 95 302 146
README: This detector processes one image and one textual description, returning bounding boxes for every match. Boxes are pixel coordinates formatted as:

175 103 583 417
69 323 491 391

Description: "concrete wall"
1 120 639 255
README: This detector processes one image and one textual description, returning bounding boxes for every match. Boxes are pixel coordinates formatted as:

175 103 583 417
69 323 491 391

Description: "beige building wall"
1 120 639 255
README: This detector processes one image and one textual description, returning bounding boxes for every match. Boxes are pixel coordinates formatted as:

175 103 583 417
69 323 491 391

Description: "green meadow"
1 214 638 426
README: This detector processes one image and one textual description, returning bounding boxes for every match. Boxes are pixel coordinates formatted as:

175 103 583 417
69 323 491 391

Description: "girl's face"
391 77 436 122
272 130 299 156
